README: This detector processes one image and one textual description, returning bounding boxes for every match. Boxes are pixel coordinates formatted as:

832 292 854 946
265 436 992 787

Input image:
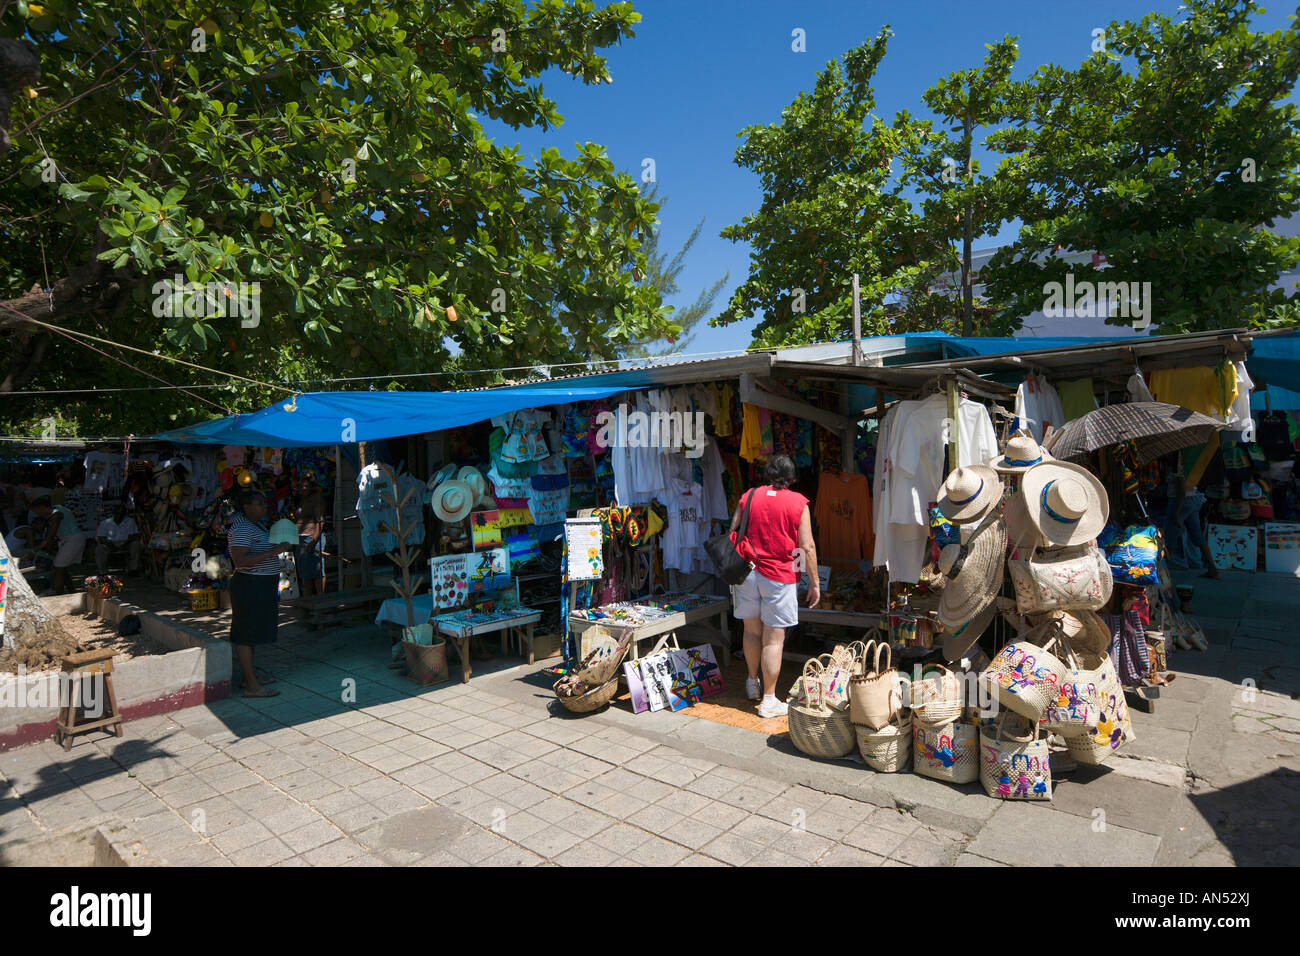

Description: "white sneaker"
757 698 788 719
745 678 761 701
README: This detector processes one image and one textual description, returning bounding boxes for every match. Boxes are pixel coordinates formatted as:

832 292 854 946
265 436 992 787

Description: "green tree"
0 0 676 436
623 184 728 357
982 0 1300 334
711 29 941 347
902 36 1023 336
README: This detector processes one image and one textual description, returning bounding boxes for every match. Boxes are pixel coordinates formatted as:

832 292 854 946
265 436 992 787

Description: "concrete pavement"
1 569 1296 866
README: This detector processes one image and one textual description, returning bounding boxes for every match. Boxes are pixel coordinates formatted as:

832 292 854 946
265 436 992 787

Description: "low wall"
0 594 231 751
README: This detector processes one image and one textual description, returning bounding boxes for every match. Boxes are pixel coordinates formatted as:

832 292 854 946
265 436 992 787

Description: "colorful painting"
471 510 503 549
1207 523 1258 571
0 554 8 647
1263 523 1300 575
623 645 724 714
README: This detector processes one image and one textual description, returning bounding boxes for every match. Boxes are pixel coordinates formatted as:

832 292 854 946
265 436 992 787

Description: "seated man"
96 503 141 574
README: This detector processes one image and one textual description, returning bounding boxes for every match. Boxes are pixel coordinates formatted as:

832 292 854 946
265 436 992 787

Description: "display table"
431 608 543 683
374 594 435 628
568 593 731 667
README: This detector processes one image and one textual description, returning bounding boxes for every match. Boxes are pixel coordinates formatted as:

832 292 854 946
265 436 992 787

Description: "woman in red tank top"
729 455 820 718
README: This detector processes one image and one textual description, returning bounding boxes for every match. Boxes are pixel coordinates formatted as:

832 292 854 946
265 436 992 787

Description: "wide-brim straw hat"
1019 460 1108 547
432 479 474 523
457 466 495 509
1028 609 1111 657
429 463 457 489
990 432 1055 473
941 594 999 664
937 515 1008 629
938 464 1002 523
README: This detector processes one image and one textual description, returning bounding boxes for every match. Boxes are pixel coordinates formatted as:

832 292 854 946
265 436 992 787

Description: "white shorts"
731 571 798 629
54 534 86 568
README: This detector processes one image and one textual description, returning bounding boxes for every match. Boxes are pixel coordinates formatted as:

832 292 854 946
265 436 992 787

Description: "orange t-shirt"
813 472 874 567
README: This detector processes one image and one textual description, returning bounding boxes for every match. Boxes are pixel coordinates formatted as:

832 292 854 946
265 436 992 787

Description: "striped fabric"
227 514 280 575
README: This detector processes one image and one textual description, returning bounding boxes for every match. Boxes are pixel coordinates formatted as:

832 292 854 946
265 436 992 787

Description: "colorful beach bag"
978 620 1073 722
980 716 1052 800
1100 523 1160 586
1062 648 1135 765
913 719 978 784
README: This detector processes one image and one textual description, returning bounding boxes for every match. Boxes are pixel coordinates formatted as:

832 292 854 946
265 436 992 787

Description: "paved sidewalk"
0 570 1296 866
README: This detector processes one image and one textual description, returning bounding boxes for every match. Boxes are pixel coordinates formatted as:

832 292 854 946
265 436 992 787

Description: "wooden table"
568 595 731 667
431 609 544 683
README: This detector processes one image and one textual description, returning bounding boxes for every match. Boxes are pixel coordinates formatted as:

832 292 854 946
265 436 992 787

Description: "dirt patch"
0 612 171 674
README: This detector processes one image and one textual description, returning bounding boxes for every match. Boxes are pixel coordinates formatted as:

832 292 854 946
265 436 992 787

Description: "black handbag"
705 488 757 586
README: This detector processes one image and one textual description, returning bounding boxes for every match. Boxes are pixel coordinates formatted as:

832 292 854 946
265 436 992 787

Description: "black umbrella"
1043 402 1225 465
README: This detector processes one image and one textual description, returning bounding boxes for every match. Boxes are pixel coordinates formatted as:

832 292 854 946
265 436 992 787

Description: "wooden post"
946 377 961 471
333 445 343 593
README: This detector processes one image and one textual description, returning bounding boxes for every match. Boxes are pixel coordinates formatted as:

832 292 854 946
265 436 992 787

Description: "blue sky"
483 0 1297 358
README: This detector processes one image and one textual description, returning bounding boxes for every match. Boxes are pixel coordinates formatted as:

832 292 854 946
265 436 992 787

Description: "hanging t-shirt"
714 383 735 437
1014 374 1067 443
491 409 552 463
1223 361 1255 442
1057 379 1099 422
739 403 763 461
662 479 709 573
698 437 731 522
813 472 874 567
1150 366 1236 419
82 452 125 496
527 474 569 526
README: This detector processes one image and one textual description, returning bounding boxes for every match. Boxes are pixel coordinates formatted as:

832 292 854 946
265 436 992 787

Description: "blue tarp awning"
152 385 629 447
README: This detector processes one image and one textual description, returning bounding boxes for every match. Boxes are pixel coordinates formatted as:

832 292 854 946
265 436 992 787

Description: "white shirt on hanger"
1015 374 1066 444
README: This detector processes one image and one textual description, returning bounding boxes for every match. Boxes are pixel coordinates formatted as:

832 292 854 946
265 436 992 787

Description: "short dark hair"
763 454 797 490
236 489 266 513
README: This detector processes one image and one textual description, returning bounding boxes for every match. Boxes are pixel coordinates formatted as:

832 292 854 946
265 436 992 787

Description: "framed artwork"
1207 524 1257 572
471 510 503 549
1263 523 1300 575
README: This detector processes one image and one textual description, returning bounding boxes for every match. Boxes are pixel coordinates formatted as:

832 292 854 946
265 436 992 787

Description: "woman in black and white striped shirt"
227 489 292 697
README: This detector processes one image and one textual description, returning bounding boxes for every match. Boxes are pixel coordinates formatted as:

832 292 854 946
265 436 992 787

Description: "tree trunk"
0 535 76 663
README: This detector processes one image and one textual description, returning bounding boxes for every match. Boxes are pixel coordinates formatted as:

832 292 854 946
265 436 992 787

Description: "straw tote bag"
1063 648 1135 765
913 719 978 784
978 620 1073 722
856 713 912 773
1008 544 1113 615
848 643 904 731
787 659 856 758
909 664 965 727
980 716 1052 800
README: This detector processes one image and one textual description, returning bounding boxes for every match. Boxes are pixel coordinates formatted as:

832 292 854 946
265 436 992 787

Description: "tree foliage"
0 0 676 435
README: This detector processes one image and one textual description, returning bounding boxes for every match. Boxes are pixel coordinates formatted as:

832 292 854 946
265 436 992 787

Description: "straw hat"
432 479 474 523
938 465 1002 523
1028 609 1110 657
457 467 494 509
268 517 299 545
1019 460 1108 547
941 595 999 664
990 432 1054 474
430 463 457 489
937 515 1008 629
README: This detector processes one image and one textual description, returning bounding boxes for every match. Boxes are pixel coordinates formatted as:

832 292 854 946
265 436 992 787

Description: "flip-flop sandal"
255 670 277 684
242 686 280 698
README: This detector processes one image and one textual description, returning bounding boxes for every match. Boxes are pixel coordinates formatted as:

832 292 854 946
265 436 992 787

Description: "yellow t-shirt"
1149 364 1237 418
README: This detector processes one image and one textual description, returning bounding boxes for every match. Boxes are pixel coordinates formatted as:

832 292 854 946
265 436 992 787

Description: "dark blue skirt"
230 572 280 646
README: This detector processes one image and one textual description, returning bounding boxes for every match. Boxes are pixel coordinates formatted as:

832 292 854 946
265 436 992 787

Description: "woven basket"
913 720 978 784
848 642 903 730
978 621 1072 722
573 626 633 685
788 702 856 759
555 677 619 714
1062 649 1133 765
856 714 912 773
980 716 1052 800
910 664 964 726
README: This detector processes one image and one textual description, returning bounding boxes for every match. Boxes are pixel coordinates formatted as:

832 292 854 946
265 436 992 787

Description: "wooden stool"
55 649 124 751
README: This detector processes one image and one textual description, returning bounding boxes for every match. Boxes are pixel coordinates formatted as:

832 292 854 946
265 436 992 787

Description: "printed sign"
564 518 603 581
1263 522 1300 575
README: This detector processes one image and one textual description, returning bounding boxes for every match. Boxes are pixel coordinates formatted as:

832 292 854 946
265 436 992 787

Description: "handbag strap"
735 488 757 545
870 641 891 674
